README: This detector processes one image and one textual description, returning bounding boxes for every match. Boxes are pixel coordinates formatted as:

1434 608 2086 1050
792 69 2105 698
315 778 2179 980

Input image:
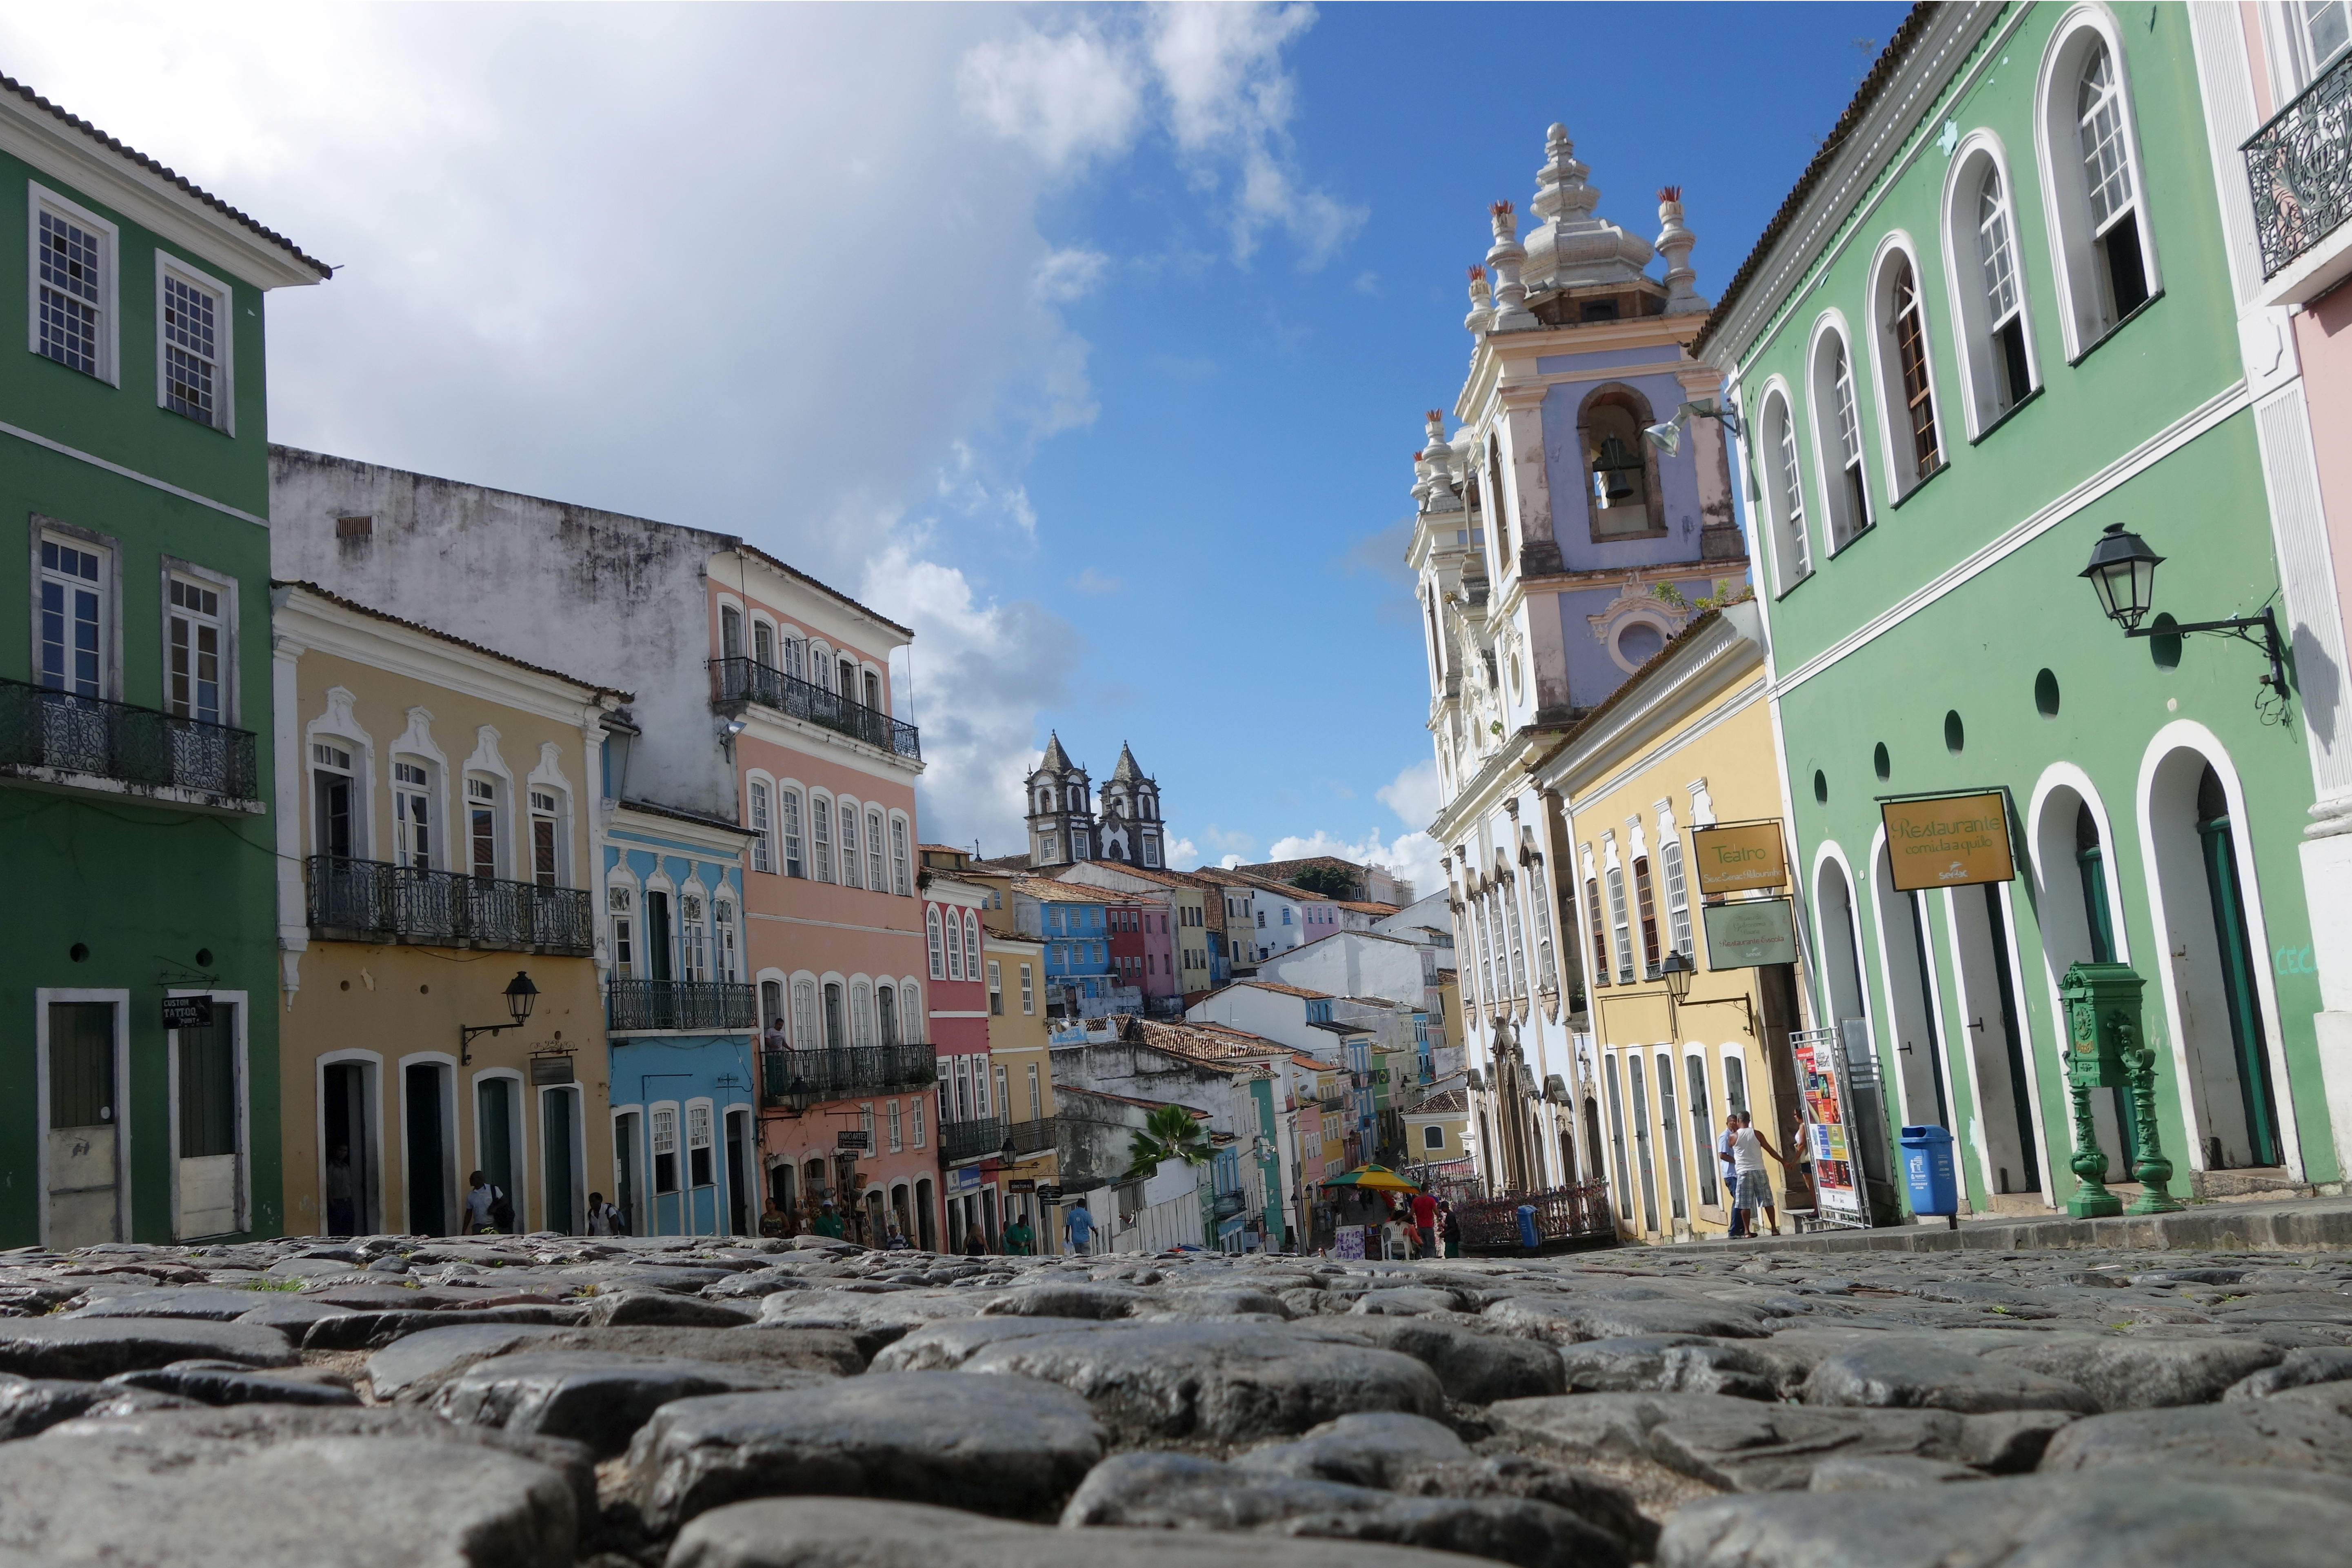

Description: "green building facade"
0 79 324 1244
1699 3 2343 1214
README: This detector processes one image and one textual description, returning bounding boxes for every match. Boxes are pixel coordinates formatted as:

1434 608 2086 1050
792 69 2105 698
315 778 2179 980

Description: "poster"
1788 1028 1863 1220
1331 1225 1365 1260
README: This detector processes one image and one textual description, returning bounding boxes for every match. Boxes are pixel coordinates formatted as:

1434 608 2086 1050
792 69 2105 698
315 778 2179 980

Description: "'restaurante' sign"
1880 791 2016 891
1690 822 1788 894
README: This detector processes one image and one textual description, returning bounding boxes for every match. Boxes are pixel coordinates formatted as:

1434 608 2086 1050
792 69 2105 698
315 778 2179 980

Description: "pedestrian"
811 1199 846 1239
1003 1213 1034 1255
1064 1201 1095 1256
1732 1112 1788 1237
1441 1201 1463 1259
585 1190 624 1236
462 1170 510 1234
964 1227 988 1257
324 1143 355 1237
1410 1186 1439 1259
884 1226 908 1250
1717 1113 1748 1239
762 1016 788 1055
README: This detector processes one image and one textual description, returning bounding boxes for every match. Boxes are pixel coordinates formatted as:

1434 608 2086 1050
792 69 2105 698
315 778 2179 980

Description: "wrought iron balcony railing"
759 1044 937 1105
608 979 758 1033
936 1114 1058 1165
0 677 258 802
306 856 595 953
710 657 921 762
2246 46 2352 280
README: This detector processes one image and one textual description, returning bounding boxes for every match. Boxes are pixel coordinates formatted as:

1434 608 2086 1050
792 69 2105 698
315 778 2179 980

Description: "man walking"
1410 1187 1439 1259
1064 1200 1095 1257
1717 1113 1748 1239
1732 1112 1788 1237
810 1199 845 1239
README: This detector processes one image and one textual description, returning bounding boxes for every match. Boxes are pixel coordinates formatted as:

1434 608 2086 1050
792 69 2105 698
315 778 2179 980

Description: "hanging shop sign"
1880 791 2016 891
160 995 213 1031
1701 897 1798 969
1006 1178 1037 1194
1690 822 1788 895
835 1129 872 1151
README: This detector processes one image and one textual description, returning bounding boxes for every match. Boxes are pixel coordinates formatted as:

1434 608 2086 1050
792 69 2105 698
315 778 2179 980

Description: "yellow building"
1534 602 1819 1243
982 922 1059 1247
273 584 622 1236
1404 1086 1472 1171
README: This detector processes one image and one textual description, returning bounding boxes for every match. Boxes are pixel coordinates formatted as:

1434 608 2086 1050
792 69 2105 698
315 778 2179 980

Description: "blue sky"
2 2 1905 888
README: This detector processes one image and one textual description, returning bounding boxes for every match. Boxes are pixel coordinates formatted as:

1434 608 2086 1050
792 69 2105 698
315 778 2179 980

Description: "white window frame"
780 786 805 878
33 520 118 701
464 774 504 880
927 907 945 979
684 1099 716 1192
27 183 118 385
866 808 885 891
714 896 739 982
160 561 234 727
1755 380 1810 592
1020 962 1035 1014
607 880 637 978
1940 131 2043 436
891 814 911 895
154 250 235 433
748 778 773 874
651 1103 681 1195
2033 7 2163 360
811 795 834 884
1863 234 1946 500
393 758 437 870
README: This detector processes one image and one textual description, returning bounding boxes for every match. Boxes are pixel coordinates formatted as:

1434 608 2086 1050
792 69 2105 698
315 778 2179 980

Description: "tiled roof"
1012 879 1108 904
275 581 631 701
1133 1018 1282 1065
1339 901 1402 915
2 73 329 279
1233 979 1334 1001
1409 1089 1469 1115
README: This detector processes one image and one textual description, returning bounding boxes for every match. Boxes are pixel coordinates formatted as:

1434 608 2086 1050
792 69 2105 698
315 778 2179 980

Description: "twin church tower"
1023 735 1166 870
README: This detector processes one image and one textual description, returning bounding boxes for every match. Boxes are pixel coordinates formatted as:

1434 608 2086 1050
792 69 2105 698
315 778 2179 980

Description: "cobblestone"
0 1233 2345 1563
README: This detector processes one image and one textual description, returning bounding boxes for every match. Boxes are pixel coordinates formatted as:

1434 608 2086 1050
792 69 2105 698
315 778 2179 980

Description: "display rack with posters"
1786 1026 1867 1228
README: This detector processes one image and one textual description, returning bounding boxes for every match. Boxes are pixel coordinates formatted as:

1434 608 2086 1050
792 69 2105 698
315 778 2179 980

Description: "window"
721 606 744 661
1423 1123 1446 1151
1723 1053 1748 1117
714 899 738 981
930 905 947 976
783 634 806 682
160 264 226 428
966 913 982 982
2291 0 2352 81
394 762 433 868
753 620 775 670
1758 391 1810 589
609 886 634 977
34 195 110 379
2040 24 2157 353
467 778 498 879
892 817 911 895
1040 835 1058 864
1882 253 1941 482
793 978 818 1048
1686 1051 1717 1206
1281 908 1293 925
762 978 783 1032
780 789 804 878
1809 327 1872 548
1027 1062 1041 1118
1659 835 1692 957
988 959 1003 1015
866 810 885 890
824 982 845 1048
312 742 355 860
1979 166 2031 408
750 782 773 873
652 1108 679 1193
165 577 222 724
1606 863 1634 983
888 1099 903 1154
682 893 708 982
851 982 875 1048
686 1104 714 1188
1142 833 1160 868
911 1094 925 1149
864 669 882 709
812 797 833 883
38 536 107 697
878 984 899 1046
839 657 856 698
1019 962 1035 1014
838 806 861 890
530 790 560 887
1073 831 1090 860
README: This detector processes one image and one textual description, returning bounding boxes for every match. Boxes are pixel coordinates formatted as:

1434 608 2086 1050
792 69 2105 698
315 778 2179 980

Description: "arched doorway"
1871 840 1951 1132
2031 778 2137 1172
1581 1097 1603 1187
1943 880 2043 1202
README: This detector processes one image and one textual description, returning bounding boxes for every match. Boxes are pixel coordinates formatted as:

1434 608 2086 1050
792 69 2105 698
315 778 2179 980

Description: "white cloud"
958 23 1145 172
1265 828 1443 901
1164 835 1200 866
1375 758 1441 831
1071 567 1125 595
1220 853 1246 869
1033 247 1112 304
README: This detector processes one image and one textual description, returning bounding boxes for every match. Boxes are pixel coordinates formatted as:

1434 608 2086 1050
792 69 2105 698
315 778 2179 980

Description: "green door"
477 1077 515 1221
542 1087 577 1235
47 1002 118 1247
175 1001 240 1237
2198 770 2281 1168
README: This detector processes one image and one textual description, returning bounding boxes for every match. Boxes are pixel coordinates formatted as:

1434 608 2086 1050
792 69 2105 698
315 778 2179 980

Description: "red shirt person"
1410 1190 1439 1257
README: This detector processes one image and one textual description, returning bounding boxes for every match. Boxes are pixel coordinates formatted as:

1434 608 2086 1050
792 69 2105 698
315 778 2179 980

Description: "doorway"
404 1061 454 1235
542 1086 580 1235
45 1000 120 1248
1872 844 1951 1130
1946 883 2041 1200
1626 1053 1659 1235
477 1076 519 1227
724 1107 752 1235
914 1176 937 1249
322 1059 378 1236
613 1110 642 1236
1654 1053 1688 1224
173 999 241 1238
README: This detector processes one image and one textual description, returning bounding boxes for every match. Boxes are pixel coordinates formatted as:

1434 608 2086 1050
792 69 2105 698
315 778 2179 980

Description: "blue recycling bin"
1515 1204 1539 1250
1900 1124 1959 1219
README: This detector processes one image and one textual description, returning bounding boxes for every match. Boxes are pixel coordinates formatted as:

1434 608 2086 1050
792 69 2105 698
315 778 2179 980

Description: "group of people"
1714 1110 1810 1238
1369 1187 1459 1259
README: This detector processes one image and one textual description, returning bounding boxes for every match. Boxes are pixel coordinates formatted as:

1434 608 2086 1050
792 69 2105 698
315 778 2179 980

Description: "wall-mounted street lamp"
1642 400 1743 457
1657 949 1757 1039
2079 522 2288 699
461 971 539 1065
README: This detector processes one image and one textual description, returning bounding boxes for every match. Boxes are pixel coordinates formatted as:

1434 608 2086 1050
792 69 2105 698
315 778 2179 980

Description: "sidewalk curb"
1704 1196 2352 1255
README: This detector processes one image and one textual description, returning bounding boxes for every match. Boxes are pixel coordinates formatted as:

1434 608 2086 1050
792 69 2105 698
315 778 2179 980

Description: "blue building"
1012 878 1117 1017
601 800 757 1236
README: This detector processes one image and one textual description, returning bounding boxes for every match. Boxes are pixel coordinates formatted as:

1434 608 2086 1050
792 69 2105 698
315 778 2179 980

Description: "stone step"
2190 1166 2315 1202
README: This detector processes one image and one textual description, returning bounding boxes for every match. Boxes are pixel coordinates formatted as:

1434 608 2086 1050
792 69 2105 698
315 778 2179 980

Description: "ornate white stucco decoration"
1520 123 1655 292
1464 265 1494 335
1419 413 1463 513
1485 202 1537 332
1587 576 1689 674
1655 187 1709 314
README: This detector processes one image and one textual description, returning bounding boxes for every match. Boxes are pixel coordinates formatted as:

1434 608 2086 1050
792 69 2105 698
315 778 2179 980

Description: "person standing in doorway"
1732 1112 1788 1237
1717 1114 1748 1239
1064 1201 1095 1256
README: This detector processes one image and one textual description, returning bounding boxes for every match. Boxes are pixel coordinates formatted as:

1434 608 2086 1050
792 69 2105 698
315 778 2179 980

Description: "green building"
1697 3 2343 1214
0 78 326 1244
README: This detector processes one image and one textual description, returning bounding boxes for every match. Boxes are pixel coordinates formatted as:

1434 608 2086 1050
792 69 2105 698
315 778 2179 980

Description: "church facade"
1023 737 1165 870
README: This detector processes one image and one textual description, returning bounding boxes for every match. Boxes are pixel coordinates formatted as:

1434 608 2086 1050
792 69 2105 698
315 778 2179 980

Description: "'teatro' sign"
1690 822 1788 894
1880 791 2016 891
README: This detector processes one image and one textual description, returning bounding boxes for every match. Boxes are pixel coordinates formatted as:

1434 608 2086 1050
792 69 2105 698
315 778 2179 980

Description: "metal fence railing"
2246 46 2352 280
759 1044 937 1104
1 677 258 800
608 979 758 1033
306 856 594 953
1452 1179 1615 1252
710 657 921 761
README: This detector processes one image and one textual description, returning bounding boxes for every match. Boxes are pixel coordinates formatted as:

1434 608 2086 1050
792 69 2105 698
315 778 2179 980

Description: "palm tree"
1125 1103 1212 1180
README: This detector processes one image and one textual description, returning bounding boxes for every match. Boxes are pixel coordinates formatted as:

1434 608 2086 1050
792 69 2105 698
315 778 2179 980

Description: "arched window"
866 809 884 890
779 788 804 878
720 606 743 662
713 899 738 981
792 978 817 1048
1067 784 1084 811
753 620 775 671
1808 323 1872 547
748 781 773 874
945 908 964 981
783 634 806 682
877 984 899 1046
811 796 833 884
1577 385 1667 541
1945 141 2039 432
966 912 982 978
838 804 861 890
926 907 945 979
1659 833 1692 957
1872 248 1943 488
1757 387 1810 589
851 982 875 1048
2039 21 2157 354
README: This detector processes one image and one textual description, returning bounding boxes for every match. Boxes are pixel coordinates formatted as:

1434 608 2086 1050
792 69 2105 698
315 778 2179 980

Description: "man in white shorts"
1732 1112 1788 1237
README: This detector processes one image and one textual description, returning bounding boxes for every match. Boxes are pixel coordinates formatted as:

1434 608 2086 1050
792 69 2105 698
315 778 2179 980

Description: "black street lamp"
2081 522 2287 697
461 970 539 1064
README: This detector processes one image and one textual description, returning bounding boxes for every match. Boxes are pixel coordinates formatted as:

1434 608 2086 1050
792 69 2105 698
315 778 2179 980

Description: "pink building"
924 873 998 1250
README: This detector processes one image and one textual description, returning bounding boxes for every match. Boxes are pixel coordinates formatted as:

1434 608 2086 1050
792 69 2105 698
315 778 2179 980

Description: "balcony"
2245 47 2352 302
710 657 921 762
935 1114 1057 1166
609 979 757 1033
0 677 259 808
307 856 594 954
759 1044 936 1105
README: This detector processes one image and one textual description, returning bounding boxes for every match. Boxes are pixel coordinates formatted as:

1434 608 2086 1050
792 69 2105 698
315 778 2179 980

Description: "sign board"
1331 1224 1366 1260
1690 822 1788 895
1701 898 1798 969
161 995 213 1031
1880 791 2016 891
1788 1027 1866 1224
835 1130 871 1151
528 1055 575 1086
1006 1178 1037 1194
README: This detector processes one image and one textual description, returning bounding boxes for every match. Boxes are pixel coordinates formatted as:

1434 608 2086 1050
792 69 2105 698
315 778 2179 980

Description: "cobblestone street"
2 1221 2348 1566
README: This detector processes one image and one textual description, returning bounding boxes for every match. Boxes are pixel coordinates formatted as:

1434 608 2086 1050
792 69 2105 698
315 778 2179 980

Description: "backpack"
488 1187 515 1230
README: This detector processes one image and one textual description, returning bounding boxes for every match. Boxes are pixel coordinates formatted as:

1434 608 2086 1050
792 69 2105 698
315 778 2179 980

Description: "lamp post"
2080 522 2288 700
460 970 539 1065
1659 949 1692 1038
1641 399 1744 457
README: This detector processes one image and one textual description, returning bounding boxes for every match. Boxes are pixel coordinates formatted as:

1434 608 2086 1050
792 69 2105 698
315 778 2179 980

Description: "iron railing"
1452 1179 1615 1252
710 657 921 762
935 1114 1057 1165
306 856 594 953
0 677 258 800
2246 46 2352 279
609 979 757 1033
759 1044 936 1104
